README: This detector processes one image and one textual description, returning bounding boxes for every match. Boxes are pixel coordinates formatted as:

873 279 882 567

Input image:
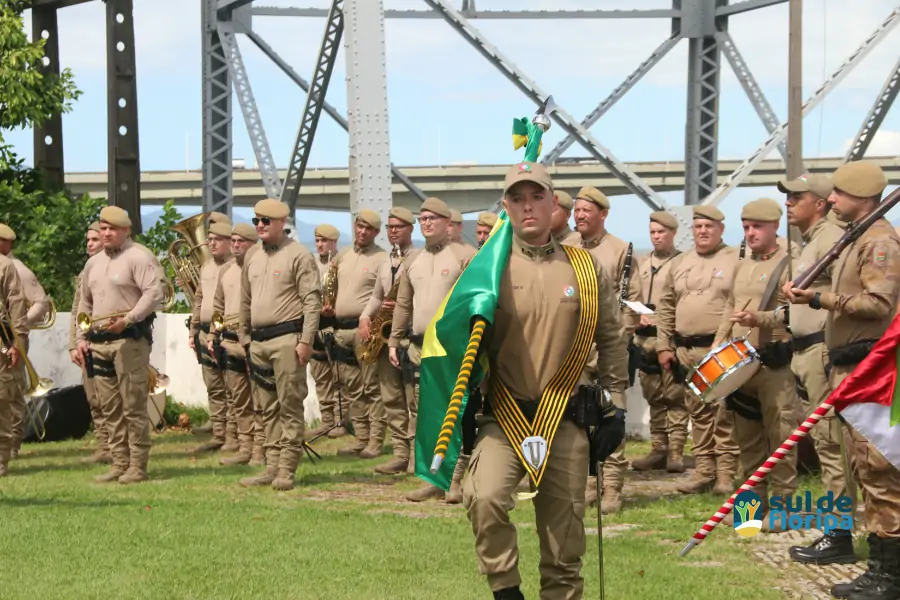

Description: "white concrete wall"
29 313 652 437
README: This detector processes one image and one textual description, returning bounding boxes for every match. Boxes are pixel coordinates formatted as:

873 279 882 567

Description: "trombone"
0 305 52 441
76 310 130 333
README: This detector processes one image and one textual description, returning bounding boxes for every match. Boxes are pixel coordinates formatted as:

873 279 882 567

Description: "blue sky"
5 0 900 246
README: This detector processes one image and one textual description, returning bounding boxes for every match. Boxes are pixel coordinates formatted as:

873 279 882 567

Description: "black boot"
832 534 881 599
790 528 857 565
849 537 900 600
493 587 525 600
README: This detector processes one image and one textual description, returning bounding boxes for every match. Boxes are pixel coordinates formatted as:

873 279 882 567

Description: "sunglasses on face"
252 217 271 226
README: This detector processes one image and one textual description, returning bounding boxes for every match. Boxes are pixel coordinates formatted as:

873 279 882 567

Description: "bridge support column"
32 5 65 188
202 0 234 219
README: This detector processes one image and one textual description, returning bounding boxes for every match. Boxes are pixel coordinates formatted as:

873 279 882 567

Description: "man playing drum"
711 198 802 528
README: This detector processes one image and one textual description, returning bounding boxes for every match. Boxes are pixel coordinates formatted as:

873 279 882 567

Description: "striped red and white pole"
680 396 836 557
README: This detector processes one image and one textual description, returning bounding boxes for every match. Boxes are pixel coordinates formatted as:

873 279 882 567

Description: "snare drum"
686 337 760 403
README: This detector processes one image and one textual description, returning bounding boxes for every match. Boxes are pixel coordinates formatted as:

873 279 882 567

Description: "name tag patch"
564 285 575 297
441 268 450 277
273 270 282 277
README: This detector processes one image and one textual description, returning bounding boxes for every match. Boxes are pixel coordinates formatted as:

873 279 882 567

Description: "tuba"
161 279 176 312
322 250 338 307
30 297 56 330
168 212 212 307
358 245 404 364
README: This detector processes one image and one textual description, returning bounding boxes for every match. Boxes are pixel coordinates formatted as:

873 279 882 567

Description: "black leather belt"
792 331 825 353
251 318 304 343
199 322 211 334
319 316 360 330
829 339 879 368
674 333 715 349
635 325 657 338
221 330 238 342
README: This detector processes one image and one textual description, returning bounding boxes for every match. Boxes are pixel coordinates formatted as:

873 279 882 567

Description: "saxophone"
322 251 338 307
358 244 404 364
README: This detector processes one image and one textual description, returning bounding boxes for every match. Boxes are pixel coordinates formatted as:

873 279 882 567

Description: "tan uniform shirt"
566 231 643 334
389 241 476 345
212 261 242 321
362 245 414 321
333 243 388 319
190 256 232 335
239 236 321 347
713 247 792 348
487 236 628 407
69 270 85 351
822 218 900 349
655 243 739 353
0 254 28 342
789 218 844 338
552 225 580 246
635 249 680 349
10 254 49 327
76 240 164 342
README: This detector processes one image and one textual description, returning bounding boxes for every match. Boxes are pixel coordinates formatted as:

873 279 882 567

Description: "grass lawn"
0 432 843 599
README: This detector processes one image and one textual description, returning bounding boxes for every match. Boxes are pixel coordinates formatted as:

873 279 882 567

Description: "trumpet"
1 305 52 440
76 310 130 333
210 311 239 333
30 298 56 330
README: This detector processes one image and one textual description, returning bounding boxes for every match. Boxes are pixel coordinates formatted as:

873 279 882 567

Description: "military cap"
389 207 416 226
209 221 233 237
356 209 382 230
0 224 15 241
254 198 290 220
832 161 888 198
503 161 553 195
99 206 132 228
477 212 498 228
88 221 101 233
693 205 725 222
650 211 678 230
209 211 231 225
776 173 833 200
742 198 783 222
555 190 573 211
315 224 340 241
575 186 610 210
233 222 259 242
449 209 463 224
420 197 452 218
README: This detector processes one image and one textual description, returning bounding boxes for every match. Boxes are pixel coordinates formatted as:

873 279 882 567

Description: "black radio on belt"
84 348 95 379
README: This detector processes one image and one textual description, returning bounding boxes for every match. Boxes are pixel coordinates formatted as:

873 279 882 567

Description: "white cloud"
842 129 900 157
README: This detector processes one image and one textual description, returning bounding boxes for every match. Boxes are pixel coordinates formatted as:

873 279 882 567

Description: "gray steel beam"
717 30 787 161
106 0 142 232
245 31 427 203
217 0 254 12
29 0 92 8
542 35 680 165
702 6 900 206
845 54 900 163
31 5 65 187
344 0 394 244
202 0 233 217
217 20 282 199
251 6 680 19
281 0 343 213
423 0 674 215
717 0 787 17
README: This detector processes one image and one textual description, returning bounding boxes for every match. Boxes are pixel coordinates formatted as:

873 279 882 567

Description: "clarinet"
620 242 634 309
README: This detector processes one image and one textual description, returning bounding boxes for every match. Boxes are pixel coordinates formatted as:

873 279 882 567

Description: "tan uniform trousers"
792 343 850 514
377 347 414 460
198 330 229 442
249 333 308 474
221 339 257 450
82 369 109 452
463 418 589 599
638 368 689 448
333 328 385 442
91 337 152 472
730 365 801 498
309 355 344 426
831 366 900 538
0 361 17 463
675 346 739 471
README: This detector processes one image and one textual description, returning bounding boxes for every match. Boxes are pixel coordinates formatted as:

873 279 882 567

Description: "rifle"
792 187 900 290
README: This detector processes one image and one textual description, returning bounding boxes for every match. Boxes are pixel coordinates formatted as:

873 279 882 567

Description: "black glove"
591 408 626 465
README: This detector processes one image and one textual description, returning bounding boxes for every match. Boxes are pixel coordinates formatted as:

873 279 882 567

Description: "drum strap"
757 255 791 312
489 245 599 488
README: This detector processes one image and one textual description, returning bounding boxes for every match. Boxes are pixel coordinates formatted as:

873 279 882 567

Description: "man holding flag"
785 160 900 600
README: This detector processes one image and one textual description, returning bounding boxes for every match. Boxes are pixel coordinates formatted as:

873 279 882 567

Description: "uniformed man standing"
69 222 111 464
475 212 498 249
238 199 321 491
656 206 740 495
326 210 388 458
189 221 234 453
361 207 416 474
630 211 689 473
306 224 347 439
566 186 642 513
210 223 261 466
0 224 50 458
462 162 628 599
448 209 465 245
74 206 164 484
712 199 801 524
777 174 855 563
0 252 27 477
389 197 476 502
550 189 579 245
784 161 900 598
